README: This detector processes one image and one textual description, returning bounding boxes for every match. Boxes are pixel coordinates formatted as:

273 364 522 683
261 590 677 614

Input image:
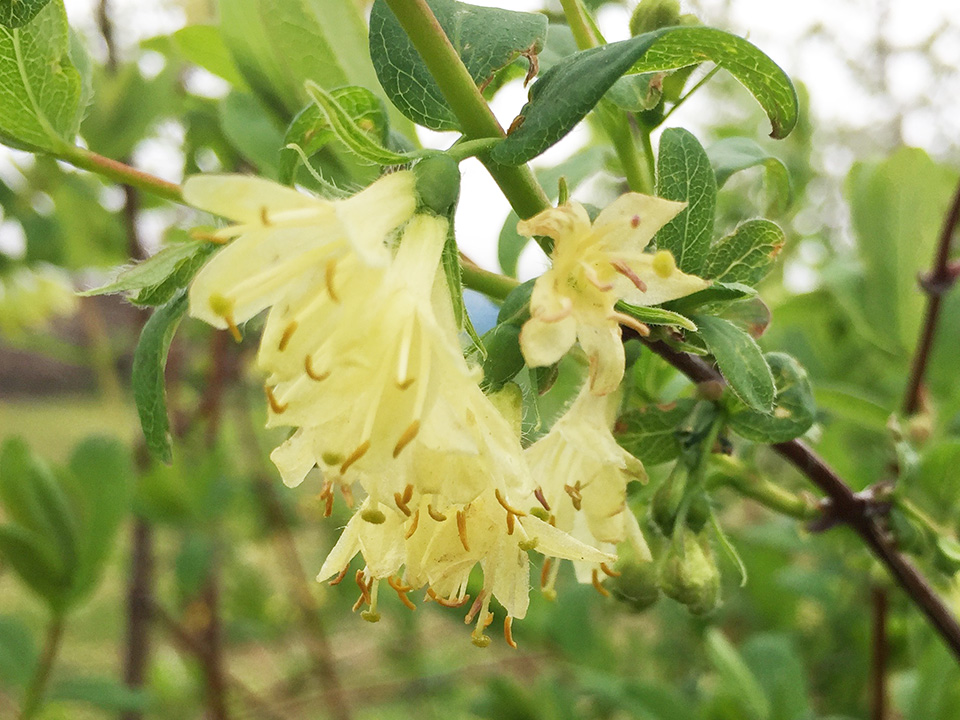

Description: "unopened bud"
659 531 720 615
610 561 660 612
630 0 681 36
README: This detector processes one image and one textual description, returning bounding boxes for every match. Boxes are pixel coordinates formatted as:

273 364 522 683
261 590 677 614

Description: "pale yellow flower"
526 383 651 594
518 195 710 395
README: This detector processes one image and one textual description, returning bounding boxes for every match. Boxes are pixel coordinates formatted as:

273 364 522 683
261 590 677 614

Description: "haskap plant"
1 0 960 717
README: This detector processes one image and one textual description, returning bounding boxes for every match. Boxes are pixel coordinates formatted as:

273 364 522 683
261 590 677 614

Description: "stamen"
469 595 493 648
304 355 331 381
534 296 574 323
401 484 414 504
328 566 349 586
388 576 416 611
392 420 420 457
395 317 416 388
611 259 648 292
504 616 518 649
394 492 412 517
600 562 621 578
224 314 242 343
456 510 470 551
318 481 335 517
591 568 610 597
260 206 271 225
495 489 527 518
355 570 371 605
564 483 583 511
506 512 516 535
611 311 651 337
427 504 447 522
340 441 370 474
540 558 552 590
361 580 381 622
426 587 470 608
325 259 340 302
278 321 298 351
582 263 614 291
405 509 420 539
265 386 288 414
534 487 551 511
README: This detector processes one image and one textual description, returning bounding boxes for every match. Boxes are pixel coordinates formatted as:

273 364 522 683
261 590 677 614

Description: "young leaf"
279 86 390 185
616 399 698 465
171 24 248 87
616 301 697 331
0 0 51 28
370 0 547 131
305 81 413 166
702 219 785 286
707 136 791 212
693 314 774 413
80 240 217 307
0 525 72 610
0 615 37 689
0 0 86 153
219 91 285 177
654 128 717 274
481 323 524 392
662 281 756 315
133 293 189 464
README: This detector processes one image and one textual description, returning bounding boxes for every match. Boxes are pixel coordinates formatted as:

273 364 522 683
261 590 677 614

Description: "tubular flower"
186 170 417 339
525 383 651 595
517 195 710 395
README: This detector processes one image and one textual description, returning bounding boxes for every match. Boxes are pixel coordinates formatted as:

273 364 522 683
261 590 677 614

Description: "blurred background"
2 1 960 718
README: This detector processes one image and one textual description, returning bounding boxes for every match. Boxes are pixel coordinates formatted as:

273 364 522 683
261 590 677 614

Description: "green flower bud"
685 490 711 533
659 531 720 615
610 560 660 612
414 154 461 215
629 0 681 36
651 466 687 536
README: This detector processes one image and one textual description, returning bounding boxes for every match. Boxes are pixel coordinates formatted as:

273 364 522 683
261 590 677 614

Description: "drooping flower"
517 195 710 395
525 382 651 597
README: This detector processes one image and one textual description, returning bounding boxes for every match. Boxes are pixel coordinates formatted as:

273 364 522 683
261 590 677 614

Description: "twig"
870 585 889 720
200 575 231 720
121 517 154 720
903 176 960 415
642 338 960 662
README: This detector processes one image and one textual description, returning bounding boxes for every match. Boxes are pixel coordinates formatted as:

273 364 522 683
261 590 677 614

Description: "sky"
2 0 959 277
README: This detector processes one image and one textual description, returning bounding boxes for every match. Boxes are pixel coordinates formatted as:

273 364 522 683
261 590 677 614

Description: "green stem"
461 256 519 301
638 125 657 192
19 615 65 720
56 145 183 204
446 138 501 162
382 0 550 222
558 0 597 48
711 455 820 521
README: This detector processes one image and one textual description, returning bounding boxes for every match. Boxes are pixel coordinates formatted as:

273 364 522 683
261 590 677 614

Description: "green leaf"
133 293 189 464
705 628 771 720
707 136 791 213
616 398 697 465
481 323 524 392
693 314 774 412
370 0 547 131
0 615 36 689
813 385 889 432
304 81 412 166
740 635 812 720
493 26 797 165
0 0 50 28
497 145 607 276
846 148 959 350
171 24 247 88
492 29 670 165
0 0 86 152
654 128 716 274
606 72 663 112
0 525 71 609
662 281 755 315
0 438 77 578
62 438 134 602
616 301 697 331
49 677 150 713
220 91 285 177
727 353 815 444
630 26 798 139
80 240 218 307
279 85 390 185
702 219 785 286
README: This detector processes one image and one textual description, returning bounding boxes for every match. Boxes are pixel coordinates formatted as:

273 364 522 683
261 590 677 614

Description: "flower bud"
659 530 720 615
414 154 461 215
629 0 681 36
610 560 660 612
651 466 687 536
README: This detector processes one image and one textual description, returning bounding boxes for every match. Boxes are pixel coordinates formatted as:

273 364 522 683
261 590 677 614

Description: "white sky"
3 0 960 274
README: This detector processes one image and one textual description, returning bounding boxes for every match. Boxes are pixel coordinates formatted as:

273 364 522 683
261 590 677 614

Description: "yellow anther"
404 509 420 539
427 504 447 522
260 206 271 225
504 616 518 650
392 420 420 458
600 562 621 578
564 483 583 511
534 487 551 512
328 566 349 586
494 488 527 518
540 559 552 589
456 510 470 551
426 587 470 608
387 576 416 611
325 259 340 302
340 440 370 474
394 491 412 517
264 386 288 414
304 355 331 381
591 568 610 597
652 249 677 278
278 321 298 351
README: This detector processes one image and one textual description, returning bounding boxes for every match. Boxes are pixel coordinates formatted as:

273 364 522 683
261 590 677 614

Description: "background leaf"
702 219 785 286
727 353 816 443
0 615 37 689
616 399 698 465
707 136 791 213
694 314 774 412
370 0 547 131
655 127 717 274
0 0 86 152
0 0 51 28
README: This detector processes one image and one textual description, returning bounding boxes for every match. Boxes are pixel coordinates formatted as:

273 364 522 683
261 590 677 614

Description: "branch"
902 176 960 415
644 338 960 662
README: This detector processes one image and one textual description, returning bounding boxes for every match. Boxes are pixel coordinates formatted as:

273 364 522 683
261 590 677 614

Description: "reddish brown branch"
903 176 960 415
870 586 889 720
642 338 960 662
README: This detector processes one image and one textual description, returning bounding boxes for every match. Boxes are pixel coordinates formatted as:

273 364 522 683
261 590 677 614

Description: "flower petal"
519 515 616 564
184 174 325 224
520 314 577 368
270 429 316 488
593 193 686 252
578 322 625 396
516 202 591 242
337 171 418 264
615 254 710 306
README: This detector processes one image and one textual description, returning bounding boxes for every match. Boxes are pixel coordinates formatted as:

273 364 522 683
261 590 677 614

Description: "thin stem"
382 0 550 221
460 255 519 301
658 65 722 127
902 176 960 415
121 518 154 720
711 456 820 521
871 585 889 720
445 138 501 162
558 0 598 48
56 145 183 204
19 615 65 720
638 127 657 192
